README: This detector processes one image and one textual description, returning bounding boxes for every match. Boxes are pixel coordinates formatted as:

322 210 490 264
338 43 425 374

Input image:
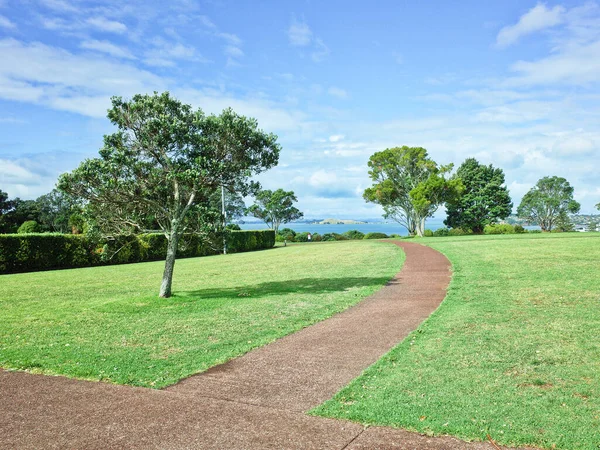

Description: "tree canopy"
59 92 280 298
444 158 512 233
363 146 461 236
517 176 580 232
247 188 303 233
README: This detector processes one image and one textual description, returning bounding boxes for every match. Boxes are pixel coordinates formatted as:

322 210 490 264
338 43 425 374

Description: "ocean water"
239 219 447 236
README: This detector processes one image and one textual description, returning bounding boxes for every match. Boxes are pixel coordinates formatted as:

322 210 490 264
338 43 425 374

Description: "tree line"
363 146 595 236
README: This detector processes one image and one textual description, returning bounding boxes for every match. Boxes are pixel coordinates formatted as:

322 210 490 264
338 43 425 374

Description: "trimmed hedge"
0 230 275 274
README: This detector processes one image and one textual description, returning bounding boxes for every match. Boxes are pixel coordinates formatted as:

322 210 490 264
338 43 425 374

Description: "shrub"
0 230 275 274
226 223 241 231
17 221 41 234
343 230 365 240
528 229 542 233
294 232 311 242
311 232 322 242
448 228 469 236
433 228 449 237
363 232 389 239
514 224 526 234
484 224 515 235
423 229 434 237
389 233 402 239
321 232 348 241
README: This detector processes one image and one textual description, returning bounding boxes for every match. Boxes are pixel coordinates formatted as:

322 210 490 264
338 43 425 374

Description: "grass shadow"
175 276 395 300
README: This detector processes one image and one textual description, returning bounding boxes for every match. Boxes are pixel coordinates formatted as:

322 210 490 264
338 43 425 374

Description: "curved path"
0 242 515 449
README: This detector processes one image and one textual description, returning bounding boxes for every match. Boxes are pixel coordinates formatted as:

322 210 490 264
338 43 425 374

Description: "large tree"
363 146 460 236
247 188 303 233
444 158 513 233
517 176 580 232
59 92 280 298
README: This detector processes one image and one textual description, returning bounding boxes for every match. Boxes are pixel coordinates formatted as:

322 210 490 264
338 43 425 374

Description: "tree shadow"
175 276 397 300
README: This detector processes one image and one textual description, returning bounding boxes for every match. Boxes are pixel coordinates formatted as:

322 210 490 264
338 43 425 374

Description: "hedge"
0 230 275 274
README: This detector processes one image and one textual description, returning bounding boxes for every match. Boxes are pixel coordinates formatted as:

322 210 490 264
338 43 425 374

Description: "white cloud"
80 39 136 59
38 0 78 13
497 3 565 48
327 87 347 99
224 45 244 58
0 14 15 30
288 20 312 46
309 169 337 186
311 38 330 62
0 38 165 117
329 134 344 142
86 17 127 34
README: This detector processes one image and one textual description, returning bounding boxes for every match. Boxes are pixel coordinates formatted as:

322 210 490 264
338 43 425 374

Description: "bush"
448 228 469 236
433 228 449 237
0 230 275 274
321 232 348 241
514 224 526 234
528 229 542 233
363 232 389 240
17 221 41 234
226 223 241 231
484 224 515 235
311 232 322 242
389 233 402 239
343 230 365 240
423 229 434 237
294 232 311 242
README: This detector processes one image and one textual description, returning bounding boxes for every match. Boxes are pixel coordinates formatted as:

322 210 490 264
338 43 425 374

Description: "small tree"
247 189 303 233
37 189 81 233
445 158 513 233
363 146 461 236
517 176 580 232
59 92 280 298
17 220 41 234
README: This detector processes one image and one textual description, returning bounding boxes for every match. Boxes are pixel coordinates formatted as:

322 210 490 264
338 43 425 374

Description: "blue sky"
0 0 599 218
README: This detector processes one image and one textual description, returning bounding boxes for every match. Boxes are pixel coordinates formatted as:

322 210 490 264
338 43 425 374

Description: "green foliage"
0 230 274 274
587 221 598 232
423 229 434 237
484 223 516 234
554 212 575 232
448 228 469 236
17 220 42 234
363 146 460 237
363 232 389 239
517 176 580 231
321 232 348 241
247 188 303 233
445 158 513 233
343 229 365 240
36 189 81 234
513 224 526 234
433 227 449 237
226 223 241 230
294 232 310 242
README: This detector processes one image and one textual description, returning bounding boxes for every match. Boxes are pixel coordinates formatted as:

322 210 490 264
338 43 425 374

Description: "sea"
239 219 447 236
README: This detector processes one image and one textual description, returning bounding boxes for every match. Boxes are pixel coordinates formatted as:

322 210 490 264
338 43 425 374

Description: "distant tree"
0 189 13 233
555 212 575 232
587 220 598 232
363 146 461 236
247 189 303 233
0 198 41 233
36 189 81 233
596 202 600 211
59 92 280 298
517 176 580 232
17 220 41 234
445 158 513 233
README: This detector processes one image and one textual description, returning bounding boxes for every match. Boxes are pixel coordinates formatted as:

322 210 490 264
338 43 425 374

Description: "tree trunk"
415 217 426 237
159 230 180 298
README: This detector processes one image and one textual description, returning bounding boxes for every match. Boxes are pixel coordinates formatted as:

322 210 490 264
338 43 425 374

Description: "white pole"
222 185 227 255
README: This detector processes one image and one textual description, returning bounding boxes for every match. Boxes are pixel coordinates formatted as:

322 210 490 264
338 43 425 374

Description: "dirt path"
0 241 516 449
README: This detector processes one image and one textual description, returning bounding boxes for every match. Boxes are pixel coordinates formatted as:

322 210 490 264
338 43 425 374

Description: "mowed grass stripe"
0 240 403 388
313 233 600 450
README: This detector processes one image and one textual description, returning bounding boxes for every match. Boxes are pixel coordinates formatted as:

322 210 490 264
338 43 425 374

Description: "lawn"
0 240 402 388
313 233 600 450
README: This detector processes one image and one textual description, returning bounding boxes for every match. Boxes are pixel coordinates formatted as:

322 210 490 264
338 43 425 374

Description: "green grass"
0 240 402 388
313 233 600 450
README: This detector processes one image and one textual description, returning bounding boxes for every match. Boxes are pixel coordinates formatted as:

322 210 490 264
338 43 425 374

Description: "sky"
0 0 599 219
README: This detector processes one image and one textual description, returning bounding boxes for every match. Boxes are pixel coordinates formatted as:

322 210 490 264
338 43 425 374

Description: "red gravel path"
0 241 518 449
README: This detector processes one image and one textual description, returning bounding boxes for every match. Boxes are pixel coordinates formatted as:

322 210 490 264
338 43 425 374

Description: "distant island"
311 218 367 225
